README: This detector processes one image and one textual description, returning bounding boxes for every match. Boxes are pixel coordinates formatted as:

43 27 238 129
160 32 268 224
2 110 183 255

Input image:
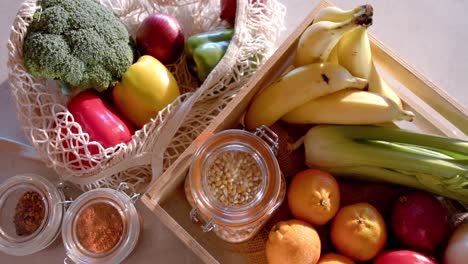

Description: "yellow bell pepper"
112 55 180 128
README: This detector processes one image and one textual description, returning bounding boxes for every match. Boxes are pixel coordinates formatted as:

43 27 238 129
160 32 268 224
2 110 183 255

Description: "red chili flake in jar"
13 191 46 236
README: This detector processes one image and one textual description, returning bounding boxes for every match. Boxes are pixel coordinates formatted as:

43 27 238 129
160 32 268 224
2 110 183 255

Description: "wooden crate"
140 1 468 263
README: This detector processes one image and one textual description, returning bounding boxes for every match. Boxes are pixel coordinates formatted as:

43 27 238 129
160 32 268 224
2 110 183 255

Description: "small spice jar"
61 183 140 263
185 126 286 243
0 173 65 256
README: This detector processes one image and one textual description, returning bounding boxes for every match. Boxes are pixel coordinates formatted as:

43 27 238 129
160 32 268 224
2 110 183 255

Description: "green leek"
302 125 468 204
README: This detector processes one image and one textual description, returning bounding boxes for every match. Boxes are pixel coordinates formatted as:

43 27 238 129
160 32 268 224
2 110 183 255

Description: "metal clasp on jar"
116 182 140 204
56 181 76 208
190 208 215 232
254 125 279 155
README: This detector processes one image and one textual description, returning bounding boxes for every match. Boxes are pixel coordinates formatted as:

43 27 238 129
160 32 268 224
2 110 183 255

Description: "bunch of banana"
333 6 404 108
293 6 373 67
244 4 413 130
244 63 368 130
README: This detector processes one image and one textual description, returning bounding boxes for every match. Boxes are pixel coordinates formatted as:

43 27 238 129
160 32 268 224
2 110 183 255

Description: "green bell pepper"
185 28 234 81
192 41 231 81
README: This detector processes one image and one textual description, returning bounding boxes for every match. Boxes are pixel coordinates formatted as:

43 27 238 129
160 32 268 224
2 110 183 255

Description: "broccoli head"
23 0 135 93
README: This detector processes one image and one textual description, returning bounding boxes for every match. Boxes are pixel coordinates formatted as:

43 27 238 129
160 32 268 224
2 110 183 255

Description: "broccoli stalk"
23 0 135 93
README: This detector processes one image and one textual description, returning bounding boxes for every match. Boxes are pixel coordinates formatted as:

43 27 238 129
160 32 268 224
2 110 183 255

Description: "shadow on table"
0 79 28 144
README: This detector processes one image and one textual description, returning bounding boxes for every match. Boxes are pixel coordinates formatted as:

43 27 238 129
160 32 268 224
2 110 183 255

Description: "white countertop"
0 0 467 263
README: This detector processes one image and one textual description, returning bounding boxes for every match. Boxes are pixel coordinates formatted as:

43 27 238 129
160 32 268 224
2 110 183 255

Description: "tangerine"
330 202 387 262
288 169 340 226
266 219 321 264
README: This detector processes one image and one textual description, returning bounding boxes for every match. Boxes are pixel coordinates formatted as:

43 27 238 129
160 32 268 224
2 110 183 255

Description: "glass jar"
61 183 140 264
185 126 286 243
0 173 65 256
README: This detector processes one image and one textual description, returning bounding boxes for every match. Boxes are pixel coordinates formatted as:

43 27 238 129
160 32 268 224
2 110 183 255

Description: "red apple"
391 191 450 254
373 250 438 264
220 0 268 26
136 13 184 65
220 0 236 26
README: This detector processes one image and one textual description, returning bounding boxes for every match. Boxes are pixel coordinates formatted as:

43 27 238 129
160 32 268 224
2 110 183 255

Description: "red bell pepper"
62 91 135 169
67 91 135 148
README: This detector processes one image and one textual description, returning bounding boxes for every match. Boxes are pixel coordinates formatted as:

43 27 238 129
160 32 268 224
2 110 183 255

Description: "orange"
288 169 340 226
330 202 387 262
266 219 321 264
318 252 355 264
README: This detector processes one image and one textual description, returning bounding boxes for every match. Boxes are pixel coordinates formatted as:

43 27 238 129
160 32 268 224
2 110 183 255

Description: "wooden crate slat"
369 35 468 135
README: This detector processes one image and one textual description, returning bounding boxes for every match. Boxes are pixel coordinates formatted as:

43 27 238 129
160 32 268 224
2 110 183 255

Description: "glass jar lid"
0 173 65 256
188 127 281 228
61 185 140 264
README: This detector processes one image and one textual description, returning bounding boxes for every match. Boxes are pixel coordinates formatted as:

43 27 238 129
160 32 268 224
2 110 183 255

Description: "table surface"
0 0 467 263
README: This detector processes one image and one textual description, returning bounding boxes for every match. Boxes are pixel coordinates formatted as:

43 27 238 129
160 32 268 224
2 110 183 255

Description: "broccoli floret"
23 0 135 93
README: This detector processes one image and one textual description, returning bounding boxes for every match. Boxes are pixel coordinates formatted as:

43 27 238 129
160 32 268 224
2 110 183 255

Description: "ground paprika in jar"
62 187 141 263
76 202 124 253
